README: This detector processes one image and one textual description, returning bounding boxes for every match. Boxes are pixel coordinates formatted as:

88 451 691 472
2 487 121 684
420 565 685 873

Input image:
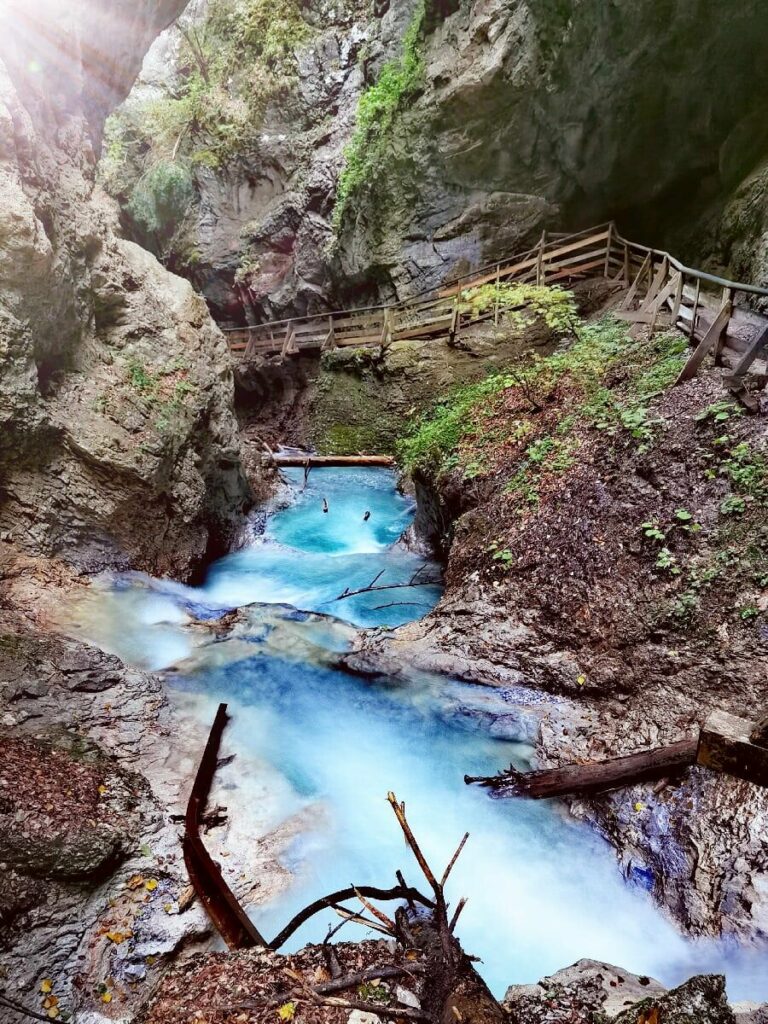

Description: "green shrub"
127 161 193 237
334 3 425 231
460 283 579 334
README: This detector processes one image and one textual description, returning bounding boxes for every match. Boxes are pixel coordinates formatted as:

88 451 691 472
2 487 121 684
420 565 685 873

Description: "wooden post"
535 231 546 285
380 307 393 347
623 243 630 285
604 222 613 278
689 278 701 341
671 272 684 324
714 287 733 366
281 323 294 358
494 264 501 325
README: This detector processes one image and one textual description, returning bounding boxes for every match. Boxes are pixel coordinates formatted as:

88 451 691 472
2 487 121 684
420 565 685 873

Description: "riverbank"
343 314 768 944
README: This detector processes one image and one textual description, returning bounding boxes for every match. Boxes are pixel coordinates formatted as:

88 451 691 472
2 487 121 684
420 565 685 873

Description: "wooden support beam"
697 710 768 789
675 299 733 384
714 287 733 365
620 253 651 310
536 230 546 285
464 737 699 799
604 221 613 278
651 270 681 333
639 257 669 314
726 323 768 379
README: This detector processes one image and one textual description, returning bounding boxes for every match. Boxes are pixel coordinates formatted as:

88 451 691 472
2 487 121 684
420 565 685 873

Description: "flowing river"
68 467 766 1000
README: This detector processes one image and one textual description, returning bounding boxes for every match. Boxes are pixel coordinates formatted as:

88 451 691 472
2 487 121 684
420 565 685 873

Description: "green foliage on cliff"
101 0 312 255
460 283 579 334
126 162 194 237
397 315 689 481
333 2 426 232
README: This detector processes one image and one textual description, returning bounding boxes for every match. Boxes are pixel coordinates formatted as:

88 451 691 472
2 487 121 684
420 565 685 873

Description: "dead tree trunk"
465 737 699 799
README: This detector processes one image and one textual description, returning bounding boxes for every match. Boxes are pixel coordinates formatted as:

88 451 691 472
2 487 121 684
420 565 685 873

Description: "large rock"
0 0 251 578
505 962 745 1024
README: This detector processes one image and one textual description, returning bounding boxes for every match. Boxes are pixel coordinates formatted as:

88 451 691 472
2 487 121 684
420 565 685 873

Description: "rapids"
67 467 766 1000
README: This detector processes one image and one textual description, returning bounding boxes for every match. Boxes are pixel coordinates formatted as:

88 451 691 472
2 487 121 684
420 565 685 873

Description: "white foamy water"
66 467 767 1000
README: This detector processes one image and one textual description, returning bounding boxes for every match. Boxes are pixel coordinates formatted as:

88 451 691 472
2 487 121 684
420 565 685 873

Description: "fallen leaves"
105 930 132 944
40 980 53 994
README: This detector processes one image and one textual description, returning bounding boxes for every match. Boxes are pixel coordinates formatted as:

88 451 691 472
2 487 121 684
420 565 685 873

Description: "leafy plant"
640 521 666 543
127 358 157 393
695 400 742 425
460 283 579 335
720 495 747 516
334 2 425 231
655 547 680 574
492 548 514 565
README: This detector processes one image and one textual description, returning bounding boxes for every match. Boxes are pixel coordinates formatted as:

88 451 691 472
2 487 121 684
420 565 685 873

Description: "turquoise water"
73 467 766 1000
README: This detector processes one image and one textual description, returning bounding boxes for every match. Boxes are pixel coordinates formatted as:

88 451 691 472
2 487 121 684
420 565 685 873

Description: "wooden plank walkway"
224 222 768 404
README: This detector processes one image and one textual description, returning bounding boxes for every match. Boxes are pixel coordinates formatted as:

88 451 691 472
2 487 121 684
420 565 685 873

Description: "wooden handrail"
226 222 768 395
613 231 768 298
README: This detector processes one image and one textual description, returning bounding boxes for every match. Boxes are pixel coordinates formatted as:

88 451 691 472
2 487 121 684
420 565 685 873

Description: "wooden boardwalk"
224 223 768 401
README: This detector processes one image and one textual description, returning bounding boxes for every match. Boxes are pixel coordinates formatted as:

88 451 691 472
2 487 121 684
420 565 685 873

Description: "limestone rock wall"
0 0 251 578
108 0 768 321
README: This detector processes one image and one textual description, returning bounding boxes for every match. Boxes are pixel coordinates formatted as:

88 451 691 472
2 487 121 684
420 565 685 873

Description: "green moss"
333 2 426 232
397 374 508 475
320 423 382 455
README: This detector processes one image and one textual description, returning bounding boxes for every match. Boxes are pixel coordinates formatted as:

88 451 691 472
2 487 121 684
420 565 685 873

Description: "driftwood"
335 564 436 603
183 703 267 948
184 708 505 1024
465 737 700 799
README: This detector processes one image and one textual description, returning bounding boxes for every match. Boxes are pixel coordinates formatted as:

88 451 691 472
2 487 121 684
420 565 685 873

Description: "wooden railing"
224 223 768 400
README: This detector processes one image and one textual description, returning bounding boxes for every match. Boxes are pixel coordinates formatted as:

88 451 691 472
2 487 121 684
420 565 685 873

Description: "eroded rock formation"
0 0 250 579
107 0 768 321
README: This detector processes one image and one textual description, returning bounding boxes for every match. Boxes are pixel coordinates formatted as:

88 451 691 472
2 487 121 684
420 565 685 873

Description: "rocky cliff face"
106 0 768 323
0 0 250 579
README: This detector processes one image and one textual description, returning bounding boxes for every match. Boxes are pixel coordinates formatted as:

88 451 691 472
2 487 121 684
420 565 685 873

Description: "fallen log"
268 454 395 467
464 736 700 799
183 702 267 948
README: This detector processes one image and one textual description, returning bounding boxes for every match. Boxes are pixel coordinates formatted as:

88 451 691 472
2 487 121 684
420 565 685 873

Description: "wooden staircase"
224 223 768 402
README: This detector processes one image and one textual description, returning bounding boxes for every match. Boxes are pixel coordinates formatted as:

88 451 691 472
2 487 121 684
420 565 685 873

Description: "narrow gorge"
1 3 767 1024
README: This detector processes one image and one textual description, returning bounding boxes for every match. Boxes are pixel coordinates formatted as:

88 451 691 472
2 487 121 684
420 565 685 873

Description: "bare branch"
441 832 469 888
268 882 433 950
331 905 394 936
354 886 397 932
448 898 468 933
315 963 426 996
387 792 441 897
